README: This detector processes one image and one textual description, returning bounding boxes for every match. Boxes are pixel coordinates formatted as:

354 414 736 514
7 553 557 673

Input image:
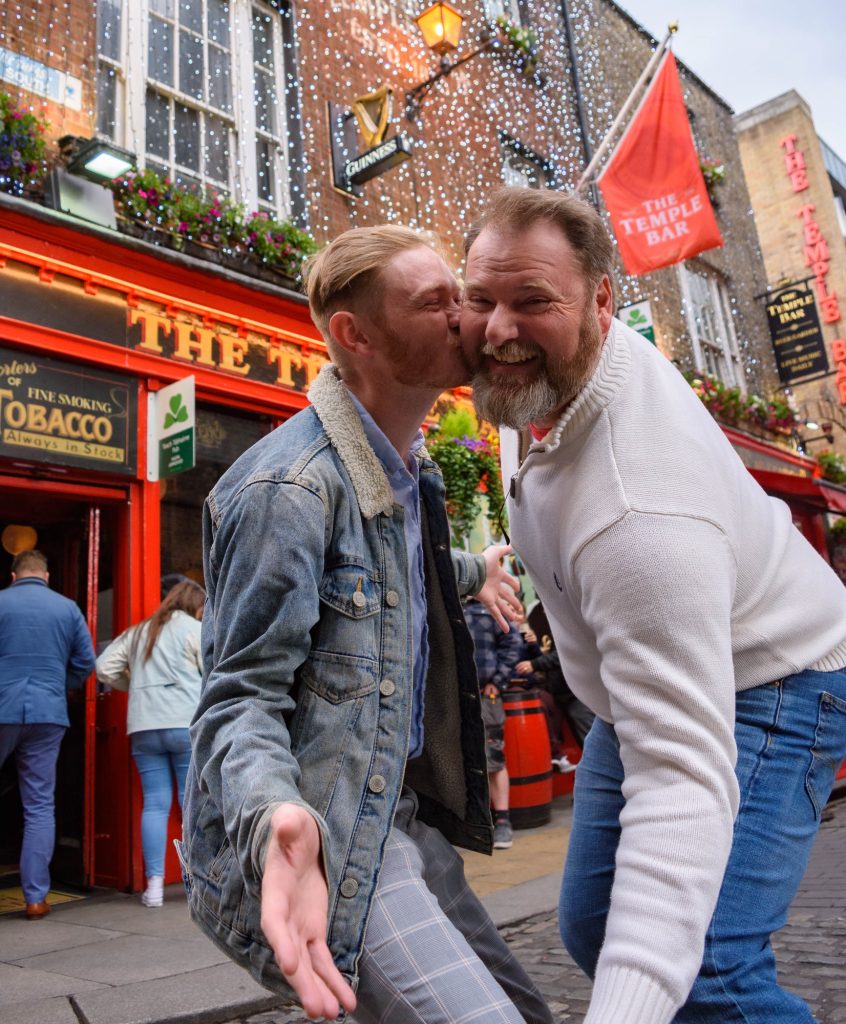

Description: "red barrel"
503 689 552 828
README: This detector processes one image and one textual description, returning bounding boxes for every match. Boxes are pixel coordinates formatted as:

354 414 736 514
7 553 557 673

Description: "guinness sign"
329 84 413 196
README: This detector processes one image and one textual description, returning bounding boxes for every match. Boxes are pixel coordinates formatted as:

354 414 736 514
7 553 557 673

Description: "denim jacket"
180 364 492 1000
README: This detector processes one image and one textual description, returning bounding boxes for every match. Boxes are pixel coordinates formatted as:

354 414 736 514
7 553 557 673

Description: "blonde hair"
303 225 441 360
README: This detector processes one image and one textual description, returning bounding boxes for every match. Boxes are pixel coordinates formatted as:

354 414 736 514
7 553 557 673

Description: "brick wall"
0 0 97 157
736 91 846 441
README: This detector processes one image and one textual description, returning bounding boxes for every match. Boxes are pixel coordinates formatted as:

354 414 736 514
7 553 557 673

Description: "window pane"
97 0 122 61
205 114 229 183
180 0 203 34
173 170 202 194
208 0 230 47
252 11 273 67
96 67 118 137
146 89 171 159
256 138 274 202
179 29 204 99
148 16 174 85
174 104 200 170
150 0 175 17
254 68 273 133
208 45 231 112
146 159 170 181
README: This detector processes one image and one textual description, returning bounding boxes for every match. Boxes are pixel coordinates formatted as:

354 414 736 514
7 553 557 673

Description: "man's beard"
470 313 604 430
382 322 471 390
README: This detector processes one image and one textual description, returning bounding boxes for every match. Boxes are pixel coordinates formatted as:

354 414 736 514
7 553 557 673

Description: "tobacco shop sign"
0 347 136 474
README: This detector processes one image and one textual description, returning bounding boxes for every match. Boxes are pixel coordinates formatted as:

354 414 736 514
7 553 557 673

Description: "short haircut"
303 225 441 357
465 187 615 288
12 549 48 575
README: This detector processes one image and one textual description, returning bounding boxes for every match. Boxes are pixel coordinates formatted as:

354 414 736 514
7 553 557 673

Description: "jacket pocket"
318 562 380 618
314 563 382 665
805 690 846 819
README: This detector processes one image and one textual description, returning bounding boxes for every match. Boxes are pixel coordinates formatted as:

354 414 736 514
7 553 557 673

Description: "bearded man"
461 186 846 1024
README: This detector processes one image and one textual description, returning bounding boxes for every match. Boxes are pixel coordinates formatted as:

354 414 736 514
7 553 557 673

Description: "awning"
749 469 846 514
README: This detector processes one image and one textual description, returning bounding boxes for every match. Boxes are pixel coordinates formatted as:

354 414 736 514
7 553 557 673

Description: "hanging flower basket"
683 369 800 439
495 16 541 81
0 91 48 198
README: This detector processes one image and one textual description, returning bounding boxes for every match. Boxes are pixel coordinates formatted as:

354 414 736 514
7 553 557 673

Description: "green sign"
619 300 656 344
148 377 195 481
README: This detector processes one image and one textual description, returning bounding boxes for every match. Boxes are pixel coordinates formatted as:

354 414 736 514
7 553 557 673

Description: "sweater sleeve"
573 511 740 1024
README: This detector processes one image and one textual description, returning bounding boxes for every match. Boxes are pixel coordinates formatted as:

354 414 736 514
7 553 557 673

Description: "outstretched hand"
260 804 357 1021
477 544 523 632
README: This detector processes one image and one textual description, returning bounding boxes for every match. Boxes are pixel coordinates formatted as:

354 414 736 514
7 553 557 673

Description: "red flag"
597 51 723 276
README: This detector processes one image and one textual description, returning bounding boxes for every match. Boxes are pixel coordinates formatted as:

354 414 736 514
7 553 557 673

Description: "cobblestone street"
229 796 846 1024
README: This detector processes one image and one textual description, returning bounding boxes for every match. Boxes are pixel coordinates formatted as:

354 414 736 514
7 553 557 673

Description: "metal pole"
559 0 597 205
575 22 678 194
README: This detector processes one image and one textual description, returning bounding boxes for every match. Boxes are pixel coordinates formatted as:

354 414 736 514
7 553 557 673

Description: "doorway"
0 480 126 894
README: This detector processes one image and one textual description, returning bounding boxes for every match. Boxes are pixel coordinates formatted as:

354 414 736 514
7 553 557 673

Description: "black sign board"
329 102 413 196
765 282 829 385
0 347 136 475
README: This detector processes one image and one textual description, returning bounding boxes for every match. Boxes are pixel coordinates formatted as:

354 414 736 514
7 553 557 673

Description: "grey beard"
471 371 567 430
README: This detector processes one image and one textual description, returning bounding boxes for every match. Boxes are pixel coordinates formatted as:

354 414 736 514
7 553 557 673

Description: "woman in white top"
97 580 205 907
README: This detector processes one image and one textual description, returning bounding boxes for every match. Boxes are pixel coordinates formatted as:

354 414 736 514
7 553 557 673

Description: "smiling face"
367 244 468 390
461 220 614 429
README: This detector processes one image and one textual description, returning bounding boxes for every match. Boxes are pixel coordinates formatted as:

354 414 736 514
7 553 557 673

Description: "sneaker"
141 876 163 908
493 820 513 849
552 755 577 774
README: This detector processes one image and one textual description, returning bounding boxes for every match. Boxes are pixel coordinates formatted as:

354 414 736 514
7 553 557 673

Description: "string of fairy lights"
0 0 776 394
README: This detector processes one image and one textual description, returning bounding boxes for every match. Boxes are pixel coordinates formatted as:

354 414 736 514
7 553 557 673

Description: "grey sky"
614 1 846 159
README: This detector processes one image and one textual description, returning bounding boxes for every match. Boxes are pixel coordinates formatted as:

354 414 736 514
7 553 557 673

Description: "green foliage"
683 370 799 437
699 159 726 188
0 91 48 196
109 166 318 283
816 451 846 485
830 516 846 539
427 406 506 545
494 16 540 77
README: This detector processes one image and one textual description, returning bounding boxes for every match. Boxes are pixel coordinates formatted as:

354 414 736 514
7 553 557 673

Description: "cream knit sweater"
500 318 846 1024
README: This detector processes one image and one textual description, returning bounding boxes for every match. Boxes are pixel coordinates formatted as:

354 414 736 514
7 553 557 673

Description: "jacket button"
352 591 367 608
385 591 400 607
368 774 386 793
340 878 358 898
379 679 396 697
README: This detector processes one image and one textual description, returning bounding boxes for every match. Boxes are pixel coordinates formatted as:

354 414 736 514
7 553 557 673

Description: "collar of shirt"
345 387 425 495
12 578 48 587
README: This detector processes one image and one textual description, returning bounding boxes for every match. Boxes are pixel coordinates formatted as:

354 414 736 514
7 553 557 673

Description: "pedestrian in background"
0 549 96 919
96 579 205 908
464 597 522 849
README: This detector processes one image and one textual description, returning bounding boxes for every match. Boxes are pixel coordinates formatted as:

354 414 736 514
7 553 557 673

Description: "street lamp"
415 2 464 56
405 3 500 121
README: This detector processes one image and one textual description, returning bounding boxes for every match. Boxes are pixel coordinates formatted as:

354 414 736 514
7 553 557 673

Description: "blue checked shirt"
463 600 522 693
347 390 429 759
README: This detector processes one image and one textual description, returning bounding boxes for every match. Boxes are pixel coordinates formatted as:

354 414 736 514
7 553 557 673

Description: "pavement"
1 787 845 1024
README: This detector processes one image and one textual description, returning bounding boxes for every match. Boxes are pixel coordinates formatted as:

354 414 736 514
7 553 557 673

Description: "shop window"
160 404 273 586
96 0 294 218
500 135 551 189
678 262 744 391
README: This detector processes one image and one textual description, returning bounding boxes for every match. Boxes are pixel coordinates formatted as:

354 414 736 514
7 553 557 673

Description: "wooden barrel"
503 689 552 828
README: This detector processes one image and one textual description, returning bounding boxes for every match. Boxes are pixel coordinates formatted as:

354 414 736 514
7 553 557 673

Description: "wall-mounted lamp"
59 135 137 182
405 3 499 121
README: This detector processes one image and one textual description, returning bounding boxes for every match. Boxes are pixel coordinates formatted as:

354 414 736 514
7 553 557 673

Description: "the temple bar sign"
765 282 829 384
0 347 136 474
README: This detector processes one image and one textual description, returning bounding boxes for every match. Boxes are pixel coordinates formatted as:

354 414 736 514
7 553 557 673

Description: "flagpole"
575 21 678 194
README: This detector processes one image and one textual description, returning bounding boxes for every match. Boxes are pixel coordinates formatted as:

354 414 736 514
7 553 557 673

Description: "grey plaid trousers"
351 791 553 1024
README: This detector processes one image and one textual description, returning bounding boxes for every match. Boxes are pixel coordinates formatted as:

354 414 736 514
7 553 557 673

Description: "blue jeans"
559 668 846 1023
0 722 66 903
131 728 192 878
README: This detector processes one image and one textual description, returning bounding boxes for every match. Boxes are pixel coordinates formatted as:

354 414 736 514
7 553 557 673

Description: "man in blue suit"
0 549 96 918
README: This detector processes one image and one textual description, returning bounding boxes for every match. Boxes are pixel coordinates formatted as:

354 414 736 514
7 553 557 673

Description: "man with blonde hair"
182 224 552 1024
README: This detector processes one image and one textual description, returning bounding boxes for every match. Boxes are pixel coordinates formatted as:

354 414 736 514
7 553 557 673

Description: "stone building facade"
736 91 846 451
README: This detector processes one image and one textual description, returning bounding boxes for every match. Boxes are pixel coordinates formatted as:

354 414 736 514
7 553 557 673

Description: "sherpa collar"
308 363 396 518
